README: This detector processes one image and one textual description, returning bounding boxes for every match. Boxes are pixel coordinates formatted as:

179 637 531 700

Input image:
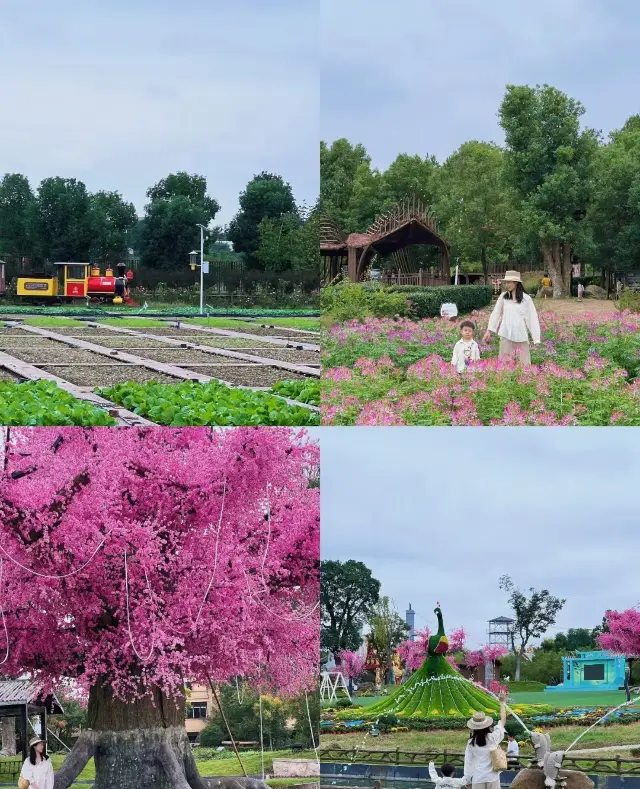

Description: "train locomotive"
16 262 136 305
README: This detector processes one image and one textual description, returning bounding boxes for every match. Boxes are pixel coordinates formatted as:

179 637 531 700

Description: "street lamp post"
197 223 205 316
189 225 208 316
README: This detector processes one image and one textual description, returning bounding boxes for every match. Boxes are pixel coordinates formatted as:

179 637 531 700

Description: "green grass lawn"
320 722 640 755
344 688 638 710
187 317 320 331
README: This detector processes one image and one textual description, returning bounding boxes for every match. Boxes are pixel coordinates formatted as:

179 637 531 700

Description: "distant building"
546 650 626 693
405 604 416 641
185 682 214 742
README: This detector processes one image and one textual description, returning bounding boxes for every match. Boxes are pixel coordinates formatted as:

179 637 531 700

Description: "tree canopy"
322 82 640 291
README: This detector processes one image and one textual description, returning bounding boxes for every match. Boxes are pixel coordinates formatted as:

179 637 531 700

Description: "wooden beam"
0 350 156 426
87 322 320 377
164 322 320 351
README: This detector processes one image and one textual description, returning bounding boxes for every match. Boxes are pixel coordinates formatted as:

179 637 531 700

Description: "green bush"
377 713 400 732
387 285 492 318
618 289 640 313
198 722 225 747
335 698 353 708
321 282 410 323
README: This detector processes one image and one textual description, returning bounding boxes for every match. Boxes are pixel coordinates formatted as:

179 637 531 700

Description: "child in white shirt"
506 734 519 758
428 762 469 789
452 321 481 373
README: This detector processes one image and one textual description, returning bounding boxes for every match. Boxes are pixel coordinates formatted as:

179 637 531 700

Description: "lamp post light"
188 224 208 315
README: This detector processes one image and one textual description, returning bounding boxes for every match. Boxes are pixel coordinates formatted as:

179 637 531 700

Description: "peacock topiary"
356 606 505 719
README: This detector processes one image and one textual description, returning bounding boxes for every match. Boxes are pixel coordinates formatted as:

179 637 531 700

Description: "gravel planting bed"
239 348 320 364
5 344 128 365
169 336 278 349
0 367 20 381
38 365 178 387
114 347 252 366
64 335 172 349
193 365 304 387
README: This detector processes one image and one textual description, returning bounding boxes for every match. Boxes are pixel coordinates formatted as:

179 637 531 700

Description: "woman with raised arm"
463 690 508 789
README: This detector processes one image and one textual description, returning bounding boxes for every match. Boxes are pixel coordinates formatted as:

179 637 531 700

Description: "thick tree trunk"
54 680 268 789
0 717 16 755
543 241 571 298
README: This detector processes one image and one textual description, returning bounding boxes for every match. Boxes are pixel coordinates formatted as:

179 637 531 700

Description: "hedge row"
386 285 493 318
322 711 640 734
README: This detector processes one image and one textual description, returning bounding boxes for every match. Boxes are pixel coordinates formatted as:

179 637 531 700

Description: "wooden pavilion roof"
320 198 449 255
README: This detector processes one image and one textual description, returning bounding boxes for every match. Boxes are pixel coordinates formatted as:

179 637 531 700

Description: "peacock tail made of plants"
362 652 501 718
347 606 539 720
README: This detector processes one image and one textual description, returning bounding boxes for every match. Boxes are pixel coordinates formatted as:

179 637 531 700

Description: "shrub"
321 282 410 323
617 289 640 313
198 722 225 747
377 714 400 732
387 285 493 318
336 698 353 708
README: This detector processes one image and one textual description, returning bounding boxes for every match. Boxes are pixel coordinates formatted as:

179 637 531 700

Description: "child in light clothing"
428 762 469 789
506 734 519 758
452 321 481 373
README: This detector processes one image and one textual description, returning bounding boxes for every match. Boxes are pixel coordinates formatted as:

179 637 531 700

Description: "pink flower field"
321 310 640 426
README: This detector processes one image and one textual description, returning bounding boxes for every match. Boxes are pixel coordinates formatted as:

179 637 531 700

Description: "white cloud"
321 428 637 646
0 0 318 222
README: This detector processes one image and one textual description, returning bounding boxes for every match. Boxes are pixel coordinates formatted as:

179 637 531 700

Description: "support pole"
208 677 248 776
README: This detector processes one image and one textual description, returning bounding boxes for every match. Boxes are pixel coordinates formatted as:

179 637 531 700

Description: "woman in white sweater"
463 691 508 789
19 737 54 789
483 271 541 365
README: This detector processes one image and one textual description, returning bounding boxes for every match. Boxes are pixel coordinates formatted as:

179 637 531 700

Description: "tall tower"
406 604 416 641
486 616 514 683
488 616 515 649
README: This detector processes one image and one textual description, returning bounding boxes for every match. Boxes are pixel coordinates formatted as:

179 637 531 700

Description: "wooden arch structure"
320 199 451 286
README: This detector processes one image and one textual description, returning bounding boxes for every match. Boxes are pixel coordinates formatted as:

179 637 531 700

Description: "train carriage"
16 262 135 305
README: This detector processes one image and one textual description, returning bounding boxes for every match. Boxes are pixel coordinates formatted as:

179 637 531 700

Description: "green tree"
434 141 509 283
139 196 210 269
28 177 93 262
0 173 34 255
89 191 138 264
227 172 296 267
499 84 599 297
539 628 599 653
582 116 640 276
320 139 371 231
499 574 566 680
146 171 220 219
256 203 320 275
321 559 381 656
379 153 438 210
368 596 410 684
501 649 564 685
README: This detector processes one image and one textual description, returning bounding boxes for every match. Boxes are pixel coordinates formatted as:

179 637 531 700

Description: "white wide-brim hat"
502 270 522 283
29 737 44 747
467 711 494 730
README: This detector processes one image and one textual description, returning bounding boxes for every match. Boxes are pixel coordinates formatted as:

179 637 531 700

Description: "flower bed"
322 311 640 426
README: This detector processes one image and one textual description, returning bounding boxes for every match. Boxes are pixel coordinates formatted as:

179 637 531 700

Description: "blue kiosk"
545 650 626 692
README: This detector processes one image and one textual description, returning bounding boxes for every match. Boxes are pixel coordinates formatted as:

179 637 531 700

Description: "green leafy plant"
97 380 320 426
0 381 117 425
321 282 410 323
271 379 320 406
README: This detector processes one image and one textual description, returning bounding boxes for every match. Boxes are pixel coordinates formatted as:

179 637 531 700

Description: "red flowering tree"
0 427 319 789
599 608 640 679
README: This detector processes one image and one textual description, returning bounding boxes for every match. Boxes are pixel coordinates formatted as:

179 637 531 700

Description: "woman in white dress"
483 271 541 365
19 737 54 789
463 691 508 789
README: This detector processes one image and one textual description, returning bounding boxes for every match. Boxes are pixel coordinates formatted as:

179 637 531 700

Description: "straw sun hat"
502 270 522 283
28 736 44 747
467 711 494 730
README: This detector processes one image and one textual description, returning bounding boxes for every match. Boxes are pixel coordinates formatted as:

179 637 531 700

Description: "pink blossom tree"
599 609 640 688
449 627 468 653
397 627 430 672
336 650 365 693
0 427 319 789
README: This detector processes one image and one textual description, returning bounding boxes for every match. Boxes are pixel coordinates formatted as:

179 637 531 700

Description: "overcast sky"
321 428 638 648
0 0 318 224
321 0 640 169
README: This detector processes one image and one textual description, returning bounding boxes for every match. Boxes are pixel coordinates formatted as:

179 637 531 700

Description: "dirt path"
534 298 620 317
